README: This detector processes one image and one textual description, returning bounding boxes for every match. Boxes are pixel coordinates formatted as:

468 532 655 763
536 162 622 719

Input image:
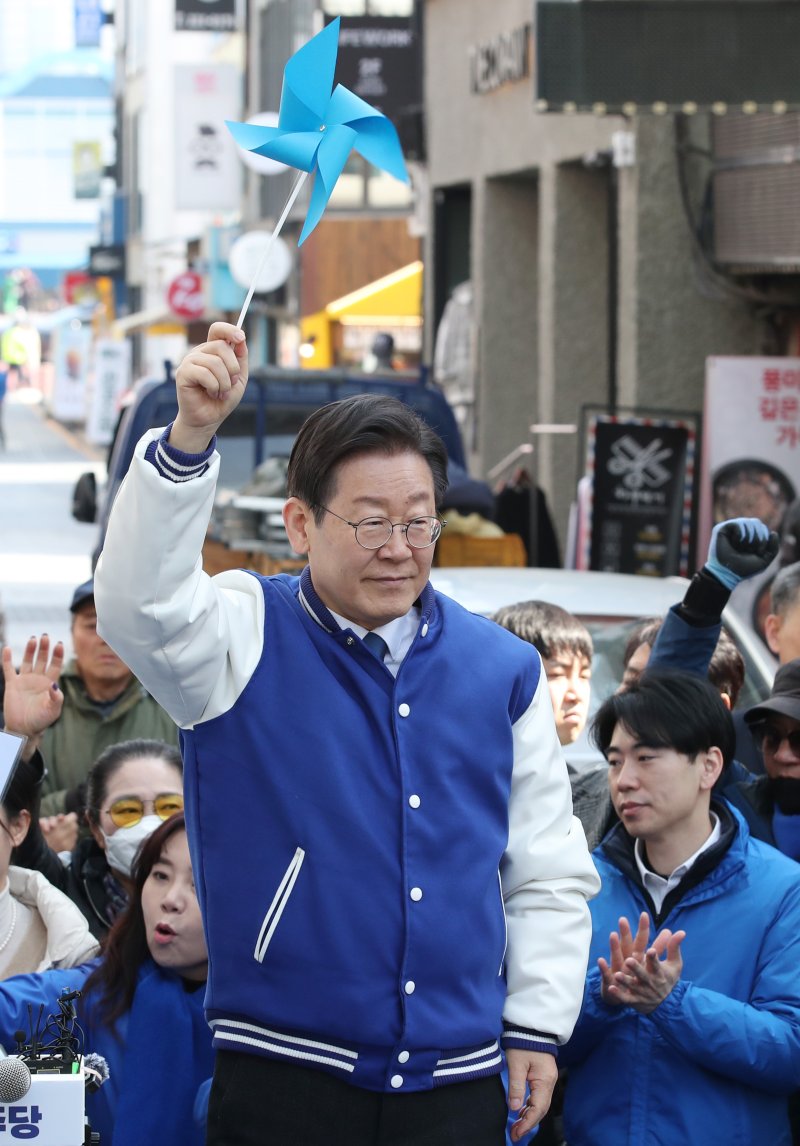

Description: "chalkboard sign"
584 411 699 577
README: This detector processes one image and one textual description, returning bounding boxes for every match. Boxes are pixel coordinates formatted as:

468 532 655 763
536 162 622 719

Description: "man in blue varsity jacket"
94 321 600 1146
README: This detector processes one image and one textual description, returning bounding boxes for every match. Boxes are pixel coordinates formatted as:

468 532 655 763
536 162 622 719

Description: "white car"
429 566 775 767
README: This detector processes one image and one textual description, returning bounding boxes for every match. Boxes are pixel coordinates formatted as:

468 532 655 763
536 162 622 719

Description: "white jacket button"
398 703 410 717
408 794 421 809
404 980 416 995
391 1075 404 1088
410 887 423 902
398 1051 410 1064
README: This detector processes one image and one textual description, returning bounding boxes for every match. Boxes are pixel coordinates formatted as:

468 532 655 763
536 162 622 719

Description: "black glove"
705 518 779 590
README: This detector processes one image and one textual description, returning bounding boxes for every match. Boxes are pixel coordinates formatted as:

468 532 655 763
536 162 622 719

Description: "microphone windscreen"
0 1058 31 1102
83 1052 110 1092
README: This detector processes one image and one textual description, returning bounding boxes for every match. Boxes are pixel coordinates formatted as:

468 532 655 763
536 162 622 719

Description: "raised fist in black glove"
705 517 779 590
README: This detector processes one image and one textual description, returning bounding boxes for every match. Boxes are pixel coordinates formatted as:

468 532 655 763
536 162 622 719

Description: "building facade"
423 0 766 556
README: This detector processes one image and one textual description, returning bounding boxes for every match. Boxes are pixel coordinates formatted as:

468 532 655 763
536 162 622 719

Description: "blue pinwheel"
226 17 408 246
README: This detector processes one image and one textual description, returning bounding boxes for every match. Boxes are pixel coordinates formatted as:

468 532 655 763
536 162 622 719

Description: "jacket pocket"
498 870 507 975
254 846 306 964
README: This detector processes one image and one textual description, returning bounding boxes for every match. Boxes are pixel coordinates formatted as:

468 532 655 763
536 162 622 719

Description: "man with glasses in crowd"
93 322 599 1146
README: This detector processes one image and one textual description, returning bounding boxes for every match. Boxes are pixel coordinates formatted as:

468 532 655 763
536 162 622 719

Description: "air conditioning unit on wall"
713 113 800 273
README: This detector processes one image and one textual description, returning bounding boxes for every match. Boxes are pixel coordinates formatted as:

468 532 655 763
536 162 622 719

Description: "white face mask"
102 816 163 879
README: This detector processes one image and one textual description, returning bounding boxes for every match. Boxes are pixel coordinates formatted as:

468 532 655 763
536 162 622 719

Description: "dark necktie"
362 631 389 663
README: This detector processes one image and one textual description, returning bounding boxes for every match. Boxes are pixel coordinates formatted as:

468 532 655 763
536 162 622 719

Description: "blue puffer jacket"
562 804 800 1146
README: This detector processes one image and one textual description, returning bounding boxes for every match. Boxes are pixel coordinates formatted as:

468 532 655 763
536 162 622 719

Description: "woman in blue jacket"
0 813 213 1146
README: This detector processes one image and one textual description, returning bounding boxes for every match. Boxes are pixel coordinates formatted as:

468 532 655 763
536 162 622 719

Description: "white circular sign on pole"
229 232 293 294
236 112 288 176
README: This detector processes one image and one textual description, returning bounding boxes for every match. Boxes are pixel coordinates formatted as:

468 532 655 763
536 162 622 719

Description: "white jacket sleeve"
501 668 601 1047
94 429 266 729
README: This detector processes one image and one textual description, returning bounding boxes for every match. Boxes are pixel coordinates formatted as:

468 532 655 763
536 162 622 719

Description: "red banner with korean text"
699 357 800 566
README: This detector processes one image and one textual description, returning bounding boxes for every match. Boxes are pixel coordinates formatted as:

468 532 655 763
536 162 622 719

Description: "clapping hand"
599 912 684 1014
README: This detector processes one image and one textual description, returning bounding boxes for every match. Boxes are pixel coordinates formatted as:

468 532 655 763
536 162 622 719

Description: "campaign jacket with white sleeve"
94 428 600 1094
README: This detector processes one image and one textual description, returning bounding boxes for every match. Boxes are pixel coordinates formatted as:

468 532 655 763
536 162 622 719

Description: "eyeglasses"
103 794 184 829
316 505 446 550
751 724 800 756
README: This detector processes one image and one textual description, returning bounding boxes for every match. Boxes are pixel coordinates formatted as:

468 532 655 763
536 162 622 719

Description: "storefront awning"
110 308 186 338
325 260 423 322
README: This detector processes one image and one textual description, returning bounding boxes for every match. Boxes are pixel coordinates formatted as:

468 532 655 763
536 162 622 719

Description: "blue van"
73 362 469 567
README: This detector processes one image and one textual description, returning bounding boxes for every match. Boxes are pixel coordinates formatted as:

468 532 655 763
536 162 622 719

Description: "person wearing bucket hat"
1 579 178 819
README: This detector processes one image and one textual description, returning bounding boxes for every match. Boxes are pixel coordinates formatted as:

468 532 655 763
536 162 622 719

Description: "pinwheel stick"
235 169 309 329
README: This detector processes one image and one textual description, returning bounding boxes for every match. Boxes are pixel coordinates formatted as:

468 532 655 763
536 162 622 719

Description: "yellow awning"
326 260 423 320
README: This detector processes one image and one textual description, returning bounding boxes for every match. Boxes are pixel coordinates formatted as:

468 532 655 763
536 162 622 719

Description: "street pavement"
1 390 105 661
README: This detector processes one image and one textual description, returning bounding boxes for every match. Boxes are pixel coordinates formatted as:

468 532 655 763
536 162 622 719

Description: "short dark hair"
621 618 745 708
708 627 745 708
771 561 800 616
493 600 593 663
591 668 735 771
286 395 449 523
2 757 43 822
622 617 662 668
85 739 183 827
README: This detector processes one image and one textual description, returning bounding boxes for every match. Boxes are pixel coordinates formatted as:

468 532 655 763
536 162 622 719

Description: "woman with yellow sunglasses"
14 739 184 939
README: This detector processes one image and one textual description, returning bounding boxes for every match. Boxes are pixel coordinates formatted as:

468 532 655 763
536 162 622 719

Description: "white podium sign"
3 1062 85 1144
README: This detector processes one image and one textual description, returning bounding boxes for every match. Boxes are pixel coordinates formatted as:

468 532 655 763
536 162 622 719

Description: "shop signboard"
330 16 420 125
74 0 103 47
699 357 800 562
167 271 205 319
175 0 236 32
174 65 240 211
583 408 699 577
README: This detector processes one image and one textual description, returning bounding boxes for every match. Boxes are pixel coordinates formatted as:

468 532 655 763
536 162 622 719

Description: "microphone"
0 1058 31 1102
83 1053 110 1094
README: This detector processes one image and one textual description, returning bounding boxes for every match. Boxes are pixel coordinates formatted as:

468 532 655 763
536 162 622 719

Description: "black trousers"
206 1051 508 1146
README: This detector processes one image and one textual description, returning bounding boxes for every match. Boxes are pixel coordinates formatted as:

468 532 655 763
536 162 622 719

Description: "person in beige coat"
0 754 97 979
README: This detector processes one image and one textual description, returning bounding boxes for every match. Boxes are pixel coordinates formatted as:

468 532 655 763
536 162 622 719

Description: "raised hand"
41 812 79 854
706 517 779 590
171 322 249 453
2 636 65 754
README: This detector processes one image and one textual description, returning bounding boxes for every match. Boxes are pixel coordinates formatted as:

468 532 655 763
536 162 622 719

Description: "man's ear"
283 497 313 556
719 692 732 711
700 746 725 790
764 613 782 656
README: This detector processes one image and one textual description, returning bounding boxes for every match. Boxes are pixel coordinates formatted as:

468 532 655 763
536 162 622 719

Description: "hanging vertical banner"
174 65 240 210
73 142 103 199
51 324 92 423
74 0 103 47
699 357 800 561
86 340 131 445
175 0 236 32
583 409 699 577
